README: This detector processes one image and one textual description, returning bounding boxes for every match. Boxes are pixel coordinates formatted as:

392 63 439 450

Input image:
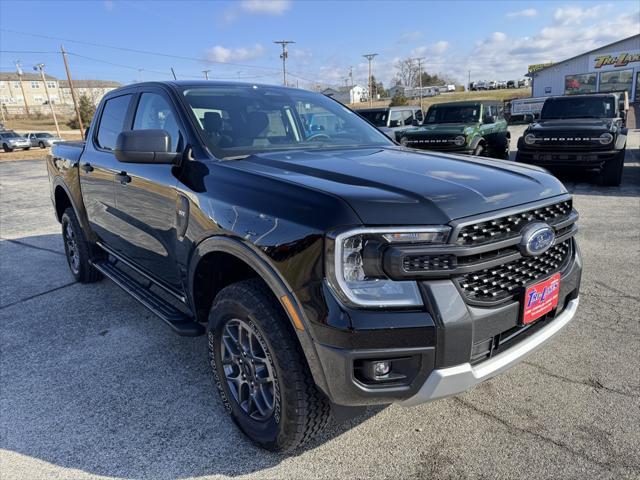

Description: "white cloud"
553 4 613 25
506 8 538 18
398 31 424 43
240 0 291 15
411 40 450 57
206 44 265 63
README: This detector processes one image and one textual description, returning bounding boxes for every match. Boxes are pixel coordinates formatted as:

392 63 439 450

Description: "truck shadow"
0 234 384 478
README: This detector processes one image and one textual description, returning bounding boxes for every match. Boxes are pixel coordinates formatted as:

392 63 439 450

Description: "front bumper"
400 297 579 406
308 238 582 407
517 148 619 167
8 142 31 149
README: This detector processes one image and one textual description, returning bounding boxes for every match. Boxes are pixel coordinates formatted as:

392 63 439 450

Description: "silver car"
0 131 31 152
27 132 63 148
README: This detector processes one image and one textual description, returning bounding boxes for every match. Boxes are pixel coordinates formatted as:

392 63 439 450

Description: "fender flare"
52 177 81 222
468 135 485 151
187 235 331 395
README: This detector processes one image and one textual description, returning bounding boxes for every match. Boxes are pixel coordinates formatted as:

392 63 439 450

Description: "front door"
111 90 185 292
79 93 134 248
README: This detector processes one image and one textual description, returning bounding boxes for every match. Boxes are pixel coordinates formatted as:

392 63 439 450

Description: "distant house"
322 85 369 104
59 79 121 106
388 85 405 99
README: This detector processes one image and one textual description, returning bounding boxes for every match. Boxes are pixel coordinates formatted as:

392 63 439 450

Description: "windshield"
358 109 388 127
2 131 20 138
541 97 616 119
181 86 392 159
424 105 480 124
36 133 53 138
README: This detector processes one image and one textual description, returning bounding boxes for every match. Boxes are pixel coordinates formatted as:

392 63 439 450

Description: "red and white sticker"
522 273 561 325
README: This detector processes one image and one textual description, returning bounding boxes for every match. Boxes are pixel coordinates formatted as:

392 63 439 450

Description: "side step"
91 260 204 337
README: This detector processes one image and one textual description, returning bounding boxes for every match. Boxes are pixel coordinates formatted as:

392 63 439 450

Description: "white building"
349 84 368 103
528 35 640 102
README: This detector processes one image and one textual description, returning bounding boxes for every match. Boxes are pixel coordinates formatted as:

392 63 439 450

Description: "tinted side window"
402 110 413 126
133 93 182 152
96 94 132 150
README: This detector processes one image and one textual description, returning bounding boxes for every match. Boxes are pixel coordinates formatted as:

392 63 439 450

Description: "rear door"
110 88 184 292
79 92 134 247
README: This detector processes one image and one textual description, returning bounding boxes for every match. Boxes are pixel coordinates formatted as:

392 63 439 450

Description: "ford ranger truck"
515 93 627 186
47 81 581 452
399 101 510 159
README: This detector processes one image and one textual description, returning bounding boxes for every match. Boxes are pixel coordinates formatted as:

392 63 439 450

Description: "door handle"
116 172 132 185
82 163 94 173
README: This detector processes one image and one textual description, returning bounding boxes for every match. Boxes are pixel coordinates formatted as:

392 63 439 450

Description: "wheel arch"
188 235 330 395
53 180 78 223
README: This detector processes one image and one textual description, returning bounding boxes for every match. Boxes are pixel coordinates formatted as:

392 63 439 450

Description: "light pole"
410 57 425 111
362 54 378 107
33 63 61 138
274 40 295 86
202 70 211 80
14 61 30 117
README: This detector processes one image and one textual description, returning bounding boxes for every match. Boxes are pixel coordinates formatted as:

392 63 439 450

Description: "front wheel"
24 147 30 151
208 279 330 452
39 141 45 148
3 144 13 152
472 143 485 157
601 150 625 186
61 207 102 283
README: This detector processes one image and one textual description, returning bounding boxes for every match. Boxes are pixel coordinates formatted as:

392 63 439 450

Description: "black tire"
208 279 330 452
3 144 13 152
601 150 625 186
472 143 485 156
39 141 45 148
24 147 30 151
61 207 102 283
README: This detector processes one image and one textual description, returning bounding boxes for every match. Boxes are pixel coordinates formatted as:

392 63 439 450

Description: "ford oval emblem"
520 223 555 256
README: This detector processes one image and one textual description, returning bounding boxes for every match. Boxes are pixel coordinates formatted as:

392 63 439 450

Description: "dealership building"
528 34 640 102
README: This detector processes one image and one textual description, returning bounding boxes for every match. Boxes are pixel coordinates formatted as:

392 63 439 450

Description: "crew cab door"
111 89 184 292
79 93 134 248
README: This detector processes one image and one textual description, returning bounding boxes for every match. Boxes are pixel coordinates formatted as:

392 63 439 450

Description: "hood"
531 118 612 132
405 123 474 136
224 147 566 225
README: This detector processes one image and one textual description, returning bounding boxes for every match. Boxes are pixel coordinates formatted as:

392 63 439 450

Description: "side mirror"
411 118 420 126
115 129 179 164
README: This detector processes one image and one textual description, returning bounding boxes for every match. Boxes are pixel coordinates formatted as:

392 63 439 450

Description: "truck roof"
428 100 500 108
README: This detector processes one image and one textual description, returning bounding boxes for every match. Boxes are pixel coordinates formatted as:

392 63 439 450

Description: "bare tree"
393 58 420 87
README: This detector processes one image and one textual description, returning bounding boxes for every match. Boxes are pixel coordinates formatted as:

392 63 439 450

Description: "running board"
91 260 204 337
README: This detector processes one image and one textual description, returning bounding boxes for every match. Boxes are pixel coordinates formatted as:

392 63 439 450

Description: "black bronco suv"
516 93 628 186
47 81 582 452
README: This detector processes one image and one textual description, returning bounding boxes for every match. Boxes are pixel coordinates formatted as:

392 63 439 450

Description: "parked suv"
357 105 423 140
515 93 627 186
0 130 31 151
47 81 581 452
399 101 510 159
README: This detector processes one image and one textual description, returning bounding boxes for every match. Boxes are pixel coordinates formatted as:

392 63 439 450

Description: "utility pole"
60 45 84 139
14 61 30 117
349 66 354 89
274 40 295 86
410 57 425 111
202 69 211 80
34 63 61 139
170 67 177 80
468 70 471 91
363 53 378 107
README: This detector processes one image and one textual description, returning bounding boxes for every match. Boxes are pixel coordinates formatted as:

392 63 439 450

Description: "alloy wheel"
63 220 80 274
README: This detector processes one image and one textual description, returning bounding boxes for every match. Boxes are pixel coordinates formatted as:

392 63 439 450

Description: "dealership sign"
590 50 640 71
528 62 554 73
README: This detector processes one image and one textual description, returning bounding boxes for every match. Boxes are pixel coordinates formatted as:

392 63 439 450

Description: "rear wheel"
39 141 45 148
208 279 330 452
24 147 30 151
61 207 103 283
601 149 625 186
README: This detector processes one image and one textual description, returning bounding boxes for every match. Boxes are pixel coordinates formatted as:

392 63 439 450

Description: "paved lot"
1 132 639 480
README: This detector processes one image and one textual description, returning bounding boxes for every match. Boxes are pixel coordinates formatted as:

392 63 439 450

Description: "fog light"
373 361 391 378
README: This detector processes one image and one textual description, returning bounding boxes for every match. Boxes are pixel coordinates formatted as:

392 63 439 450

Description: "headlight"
524 133 537 145
599 132 613 145
326 227 450 308
454 135 466 146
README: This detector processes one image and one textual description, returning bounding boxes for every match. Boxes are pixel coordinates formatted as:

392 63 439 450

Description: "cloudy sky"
0 0 638 87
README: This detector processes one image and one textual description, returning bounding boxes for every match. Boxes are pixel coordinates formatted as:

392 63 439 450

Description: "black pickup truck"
516 93 627 186
47 81 582 452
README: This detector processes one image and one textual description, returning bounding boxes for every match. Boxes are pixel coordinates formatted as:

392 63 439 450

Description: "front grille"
529 131 607 149
457 240 571 302
404 134 461 149
455 200 572 246
403 254 456 272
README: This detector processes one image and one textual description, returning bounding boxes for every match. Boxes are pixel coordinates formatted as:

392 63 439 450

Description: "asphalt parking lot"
1 128 639 480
